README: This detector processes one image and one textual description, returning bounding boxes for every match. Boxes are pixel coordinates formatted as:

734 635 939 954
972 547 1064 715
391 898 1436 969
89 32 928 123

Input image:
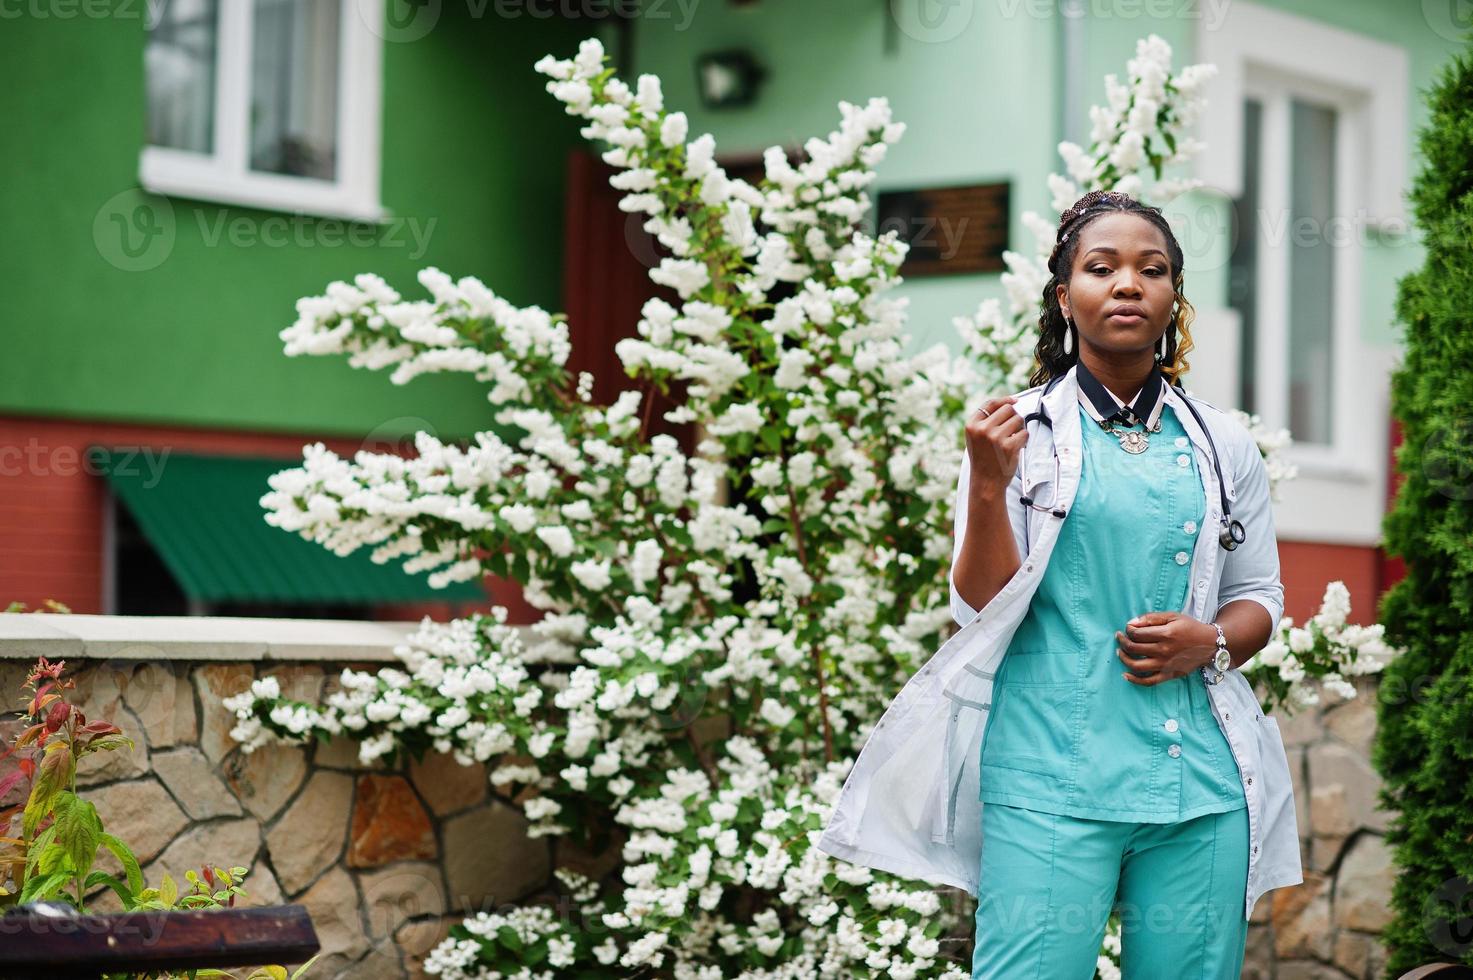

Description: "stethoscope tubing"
1015 373 1246 554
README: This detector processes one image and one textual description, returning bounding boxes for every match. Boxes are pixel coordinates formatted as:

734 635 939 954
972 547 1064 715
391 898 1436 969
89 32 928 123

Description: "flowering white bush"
225 32 1397 979
1242 580 1397 714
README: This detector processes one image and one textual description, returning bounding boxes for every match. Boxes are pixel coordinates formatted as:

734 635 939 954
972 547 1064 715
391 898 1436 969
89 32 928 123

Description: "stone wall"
1244 673 1397 980
0 615 1402 978
0 615 623 980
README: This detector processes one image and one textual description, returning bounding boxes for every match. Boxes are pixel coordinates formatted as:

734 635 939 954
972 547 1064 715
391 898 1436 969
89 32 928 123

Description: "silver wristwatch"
1201 622 1230 685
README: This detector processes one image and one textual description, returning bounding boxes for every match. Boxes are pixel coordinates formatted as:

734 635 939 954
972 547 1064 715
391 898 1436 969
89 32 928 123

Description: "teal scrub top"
979 401 1247 822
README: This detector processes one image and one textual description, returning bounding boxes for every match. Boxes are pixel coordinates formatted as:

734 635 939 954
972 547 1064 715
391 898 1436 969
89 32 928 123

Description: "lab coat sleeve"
949 443 1029 628
1213 425 1285 641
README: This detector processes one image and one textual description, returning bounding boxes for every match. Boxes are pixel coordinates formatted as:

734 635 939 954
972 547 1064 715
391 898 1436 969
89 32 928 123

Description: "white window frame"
140 0 387 223
1197 2 1407 491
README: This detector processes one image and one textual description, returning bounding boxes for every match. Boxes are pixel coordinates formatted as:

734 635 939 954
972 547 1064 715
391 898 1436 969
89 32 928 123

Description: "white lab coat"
815 363 1304 921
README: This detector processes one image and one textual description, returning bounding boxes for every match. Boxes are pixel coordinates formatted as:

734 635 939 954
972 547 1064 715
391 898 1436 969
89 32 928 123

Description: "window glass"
145 0 219 153
250 0 341 180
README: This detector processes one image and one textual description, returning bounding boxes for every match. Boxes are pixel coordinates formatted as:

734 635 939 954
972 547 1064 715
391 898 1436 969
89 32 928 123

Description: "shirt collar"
1074 358 1168 430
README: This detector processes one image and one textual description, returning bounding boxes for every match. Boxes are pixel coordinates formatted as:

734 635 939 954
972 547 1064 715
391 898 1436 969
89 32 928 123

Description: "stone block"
348 775 437 868
408 751 486 817
1308 742 1390 836
1272 870 1333 961
268 771 353 896
359 861 446 940
119 662 189 751
152 746 243 820
225 743 308 822
294 866 370 974
441 800 549 911
194 663 255 763
91 776 190 866
1334 833 1394 932
145 817 262 891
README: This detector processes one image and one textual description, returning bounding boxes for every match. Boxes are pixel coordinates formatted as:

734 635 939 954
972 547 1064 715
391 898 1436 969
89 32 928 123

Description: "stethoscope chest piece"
1219 517 1246 551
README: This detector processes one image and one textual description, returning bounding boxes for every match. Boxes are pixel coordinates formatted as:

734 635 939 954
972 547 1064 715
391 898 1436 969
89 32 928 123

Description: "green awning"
90 448 488 605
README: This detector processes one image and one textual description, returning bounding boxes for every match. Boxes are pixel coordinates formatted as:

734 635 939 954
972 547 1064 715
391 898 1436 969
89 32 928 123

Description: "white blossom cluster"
1242 580 1400 712
1232 409 1299 500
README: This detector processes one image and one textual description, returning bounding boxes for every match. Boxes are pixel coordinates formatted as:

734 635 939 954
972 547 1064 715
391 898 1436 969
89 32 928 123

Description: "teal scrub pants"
971 802 1251 979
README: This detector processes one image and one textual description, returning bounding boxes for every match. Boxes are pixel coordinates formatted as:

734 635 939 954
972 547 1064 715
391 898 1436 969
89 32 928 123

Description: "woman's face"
1055 212 1176 360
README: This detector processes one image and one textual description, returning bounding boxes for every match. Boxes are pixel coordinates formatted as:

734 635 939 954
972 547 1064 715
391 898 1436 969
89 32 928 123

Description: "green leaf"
160 872 178 907
80 734 135 757
18 868 71 904
58 798 103 883
23 740 73 837
98 833 143 895
496 924 524 951
83 871 136 909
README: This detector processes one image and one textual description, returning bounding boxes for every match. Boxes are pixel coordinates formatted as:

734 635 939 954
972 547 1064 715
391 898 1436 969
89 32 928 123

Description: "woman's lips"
1107 312 1147 324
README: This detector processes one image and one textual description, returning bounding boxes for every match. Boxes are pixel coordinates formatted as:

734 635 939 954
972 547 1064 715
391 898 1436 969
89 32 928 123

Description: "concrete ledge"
0 613 431 663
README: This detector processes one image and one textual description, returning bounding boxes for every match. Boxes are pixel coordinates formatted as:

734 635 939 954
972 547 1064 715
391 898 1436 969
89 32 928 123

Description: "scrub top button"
1183 520 1197 534
1167 744 1182 758
1174 551 1189 565
1163 718 1179 733
1176 454 1190 467
1175 436 1189 448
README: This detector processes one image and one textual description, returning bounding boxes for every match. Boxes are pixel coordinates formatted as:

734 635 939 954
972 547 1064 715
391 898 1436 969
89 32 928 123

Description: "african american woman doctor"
951 190 1301 977
813 188 1302 979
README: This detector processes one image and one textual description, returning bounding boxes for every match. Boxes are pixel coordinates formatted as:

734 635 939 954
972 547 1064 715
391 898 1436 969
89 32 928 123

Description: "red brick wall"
0 415 534 622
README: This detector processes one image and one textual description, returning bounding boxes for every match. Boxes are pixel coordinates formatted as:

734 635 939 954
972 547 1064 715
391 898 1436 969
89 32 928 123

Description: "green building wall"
0 6 595 441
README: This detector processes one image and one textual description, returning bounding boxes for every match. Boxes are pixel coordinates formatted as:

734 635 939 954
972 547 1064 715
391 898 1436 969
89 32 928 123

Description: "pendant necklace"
1075 359 1169 456
1099 412 1162 454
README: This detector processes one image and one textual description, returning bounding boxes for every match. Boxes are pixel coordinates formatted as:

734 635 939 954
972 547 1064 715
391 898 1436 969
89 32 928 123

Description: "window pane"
1287 99 1336 446
250 0 340 180
146 0 218 153
1229 97 1262 414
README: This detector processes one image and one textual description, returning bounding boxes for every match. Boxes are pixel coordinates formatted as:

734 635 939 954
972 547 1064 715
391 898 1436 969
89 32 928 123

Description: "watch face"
1214 648 1231 670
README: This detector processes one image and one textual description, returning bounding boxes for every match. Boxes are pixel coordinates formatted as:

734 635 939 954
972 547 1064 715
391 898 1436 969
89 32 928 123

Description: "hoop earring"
1063 317 1074 356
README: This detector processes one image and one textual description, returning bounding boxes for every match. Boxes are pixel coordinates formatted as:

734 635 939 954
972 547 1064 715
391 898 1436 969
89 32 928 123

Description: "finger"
1119 621 1166 645
985 412 1025 439
1119 645 1154 669
1116 629 1165 653
1001 428 1029 449
978 394 1019 414
1124 669 1171 687
983 400 1019 427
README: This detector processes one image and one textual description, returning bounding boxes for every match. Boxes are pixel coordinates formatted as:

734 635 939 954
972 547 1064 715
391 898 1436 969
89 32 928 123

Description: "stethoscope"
1017 371 1247 554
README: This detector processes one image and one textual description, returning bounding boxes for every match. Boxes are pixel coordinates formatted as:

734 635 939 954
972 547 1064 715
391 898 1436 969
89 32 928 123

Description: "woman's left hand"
1115 612 1217 685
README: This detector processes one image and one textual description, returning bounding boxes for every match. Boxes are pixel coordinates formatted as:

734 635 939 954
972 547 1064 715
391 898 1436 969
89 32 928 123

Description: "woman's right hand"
964 395 1027 500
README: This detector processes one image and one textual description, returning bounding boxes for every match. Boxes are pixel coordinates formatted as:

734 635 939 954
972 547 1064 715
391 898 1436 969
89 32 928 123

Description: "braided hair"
1028 189 1197 388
